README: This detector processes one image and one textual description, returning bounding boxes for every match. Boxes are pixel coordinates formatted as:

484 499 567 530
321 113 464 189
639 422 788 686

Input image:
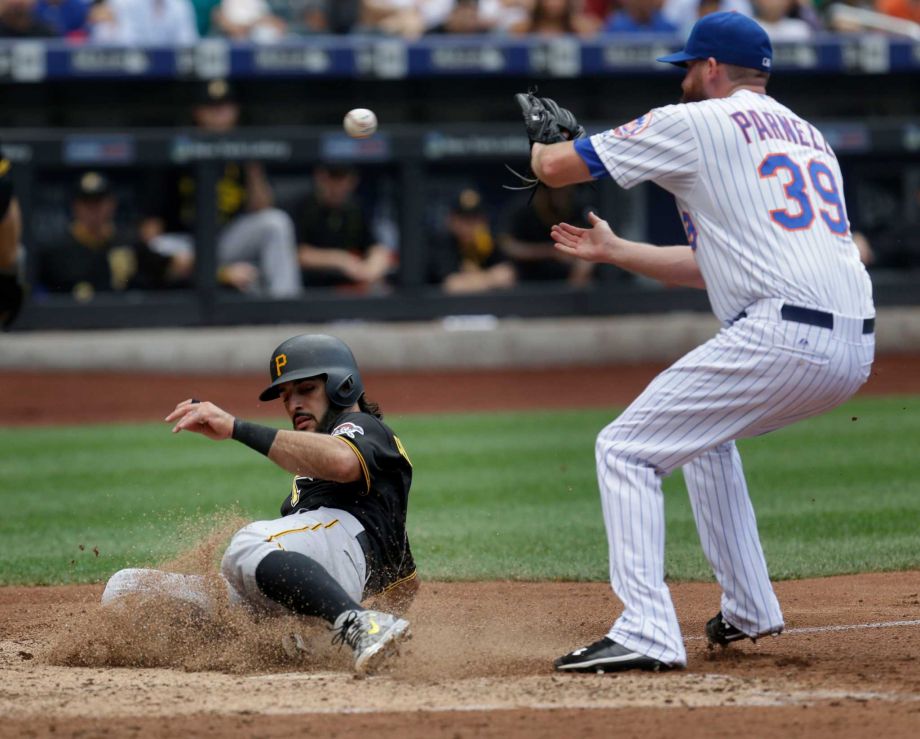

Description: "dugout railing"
3 120 919 331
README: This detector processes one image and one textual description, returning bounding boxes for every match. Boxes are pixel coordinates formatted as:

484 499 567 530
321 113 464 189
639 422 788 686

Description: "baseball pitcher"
515 12 875 672
102 334 418 674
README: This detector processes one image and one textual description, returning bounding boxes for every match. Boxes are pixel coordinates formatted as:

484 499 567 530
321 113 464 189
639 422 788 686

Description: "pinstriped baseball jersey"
565 86 876 669
580 89 874 324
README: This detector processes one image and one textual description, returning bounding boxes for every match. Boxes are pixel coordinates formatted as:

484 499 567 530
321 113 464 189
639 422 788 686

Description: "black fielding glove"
515 92 586 146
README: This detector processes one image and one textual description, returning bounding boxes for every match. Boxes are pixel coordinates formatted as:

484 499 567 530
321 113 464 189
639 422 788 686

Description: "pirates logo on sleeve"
612 113 653 139
332 422 365 439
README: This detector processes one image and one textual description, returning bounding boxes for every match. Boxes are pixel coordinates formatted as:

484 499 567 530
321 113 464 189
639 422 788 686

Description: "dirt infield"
1 352 919 426
2 576 919 738
1 355 919 737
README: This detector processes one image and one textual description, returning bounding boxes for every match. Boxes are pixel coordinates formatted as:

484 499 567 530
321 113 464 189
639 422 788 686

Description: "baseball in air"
343 108 378 138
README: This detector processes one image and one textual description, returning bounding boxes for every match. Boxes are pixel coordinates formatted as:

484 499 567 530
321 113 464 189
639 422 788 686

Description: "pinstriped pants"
596 299 874 666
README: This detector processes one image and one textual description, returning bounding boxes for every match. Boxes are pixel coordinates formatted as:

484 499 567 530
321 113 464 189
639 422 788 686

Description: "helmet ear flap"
329 373 359 407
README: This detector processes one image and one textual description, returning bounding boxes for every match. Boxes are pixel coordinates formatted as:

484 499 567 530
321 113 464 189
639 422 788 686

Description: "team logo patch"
612 113 653 139
332 422 365 439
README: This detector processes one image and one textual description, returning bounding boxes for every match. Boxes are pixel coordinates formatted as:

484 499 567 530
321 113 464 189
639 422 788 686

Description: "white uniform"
576 89 875 666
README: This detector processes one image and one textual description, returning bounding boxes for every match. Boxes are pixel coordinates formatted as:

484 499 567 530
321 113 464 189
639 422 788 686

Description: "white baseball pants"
596 298 875 666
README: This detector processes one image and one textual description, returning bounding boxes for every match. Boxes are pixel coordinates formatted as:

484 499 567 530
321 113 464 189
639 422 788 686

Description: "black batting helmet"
259 334 364 407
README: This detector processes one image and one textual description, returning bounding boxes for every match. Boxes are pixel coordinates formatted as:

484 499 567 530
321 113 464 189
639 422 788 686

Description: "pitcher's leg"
596 428 687 666
684 443 784 637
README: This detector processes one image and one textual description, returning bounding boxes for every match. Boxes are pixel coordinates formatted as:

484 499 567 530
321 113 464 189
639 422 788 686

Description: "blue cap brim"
656 51 696 67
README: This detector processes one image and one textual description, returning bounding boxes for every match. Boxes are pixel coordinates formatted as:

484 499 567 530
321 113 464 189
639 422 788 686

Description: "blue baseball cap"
657 12 772 73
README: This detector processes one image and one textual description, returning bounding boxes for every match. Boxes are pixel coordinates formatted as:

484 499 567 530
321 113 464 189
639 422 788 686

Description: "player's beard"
680 66 707 104
681 83 706 104
315 406 345 435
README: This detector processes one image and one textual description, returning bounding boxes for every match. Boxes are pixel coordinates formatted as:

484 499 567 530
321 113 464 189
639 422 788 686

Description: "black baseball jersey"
293 192 376 287
0 143 12 219
144 165 249 232
35 224 135 296
280 411 416 596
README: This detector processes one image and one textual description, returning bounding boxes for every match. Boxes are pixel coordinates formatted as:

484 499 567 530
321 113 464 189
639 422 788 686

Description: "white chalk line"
244 619 920 678
685 618 920 642
254 691 920 717
241 618 920 716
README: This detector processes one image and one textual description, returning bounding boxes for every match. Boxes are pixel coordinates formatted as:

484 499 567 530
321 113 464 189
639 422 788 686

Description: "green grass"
1 396 918 585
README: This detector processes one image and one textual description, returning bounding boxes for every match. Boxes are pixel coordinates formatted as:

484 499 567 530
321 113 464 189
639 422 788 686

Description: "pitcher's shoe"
554 637 674 673
706 611 783 647
332 609 411 675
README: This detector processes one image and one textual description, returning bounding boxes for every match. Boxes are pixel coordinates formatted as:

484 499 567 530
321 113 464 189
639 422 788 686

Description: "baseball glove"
515 92 586 145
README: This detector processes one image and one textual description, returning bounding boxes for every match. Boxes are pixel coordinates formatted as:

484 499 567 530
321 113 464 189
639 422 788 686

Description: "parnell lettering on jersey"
729 110 834 157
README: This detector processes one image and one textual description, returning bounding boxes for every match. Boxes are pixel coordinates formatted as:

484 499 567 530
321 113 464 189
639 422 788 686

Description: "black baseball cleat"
554 637 674 673
706 611 783 647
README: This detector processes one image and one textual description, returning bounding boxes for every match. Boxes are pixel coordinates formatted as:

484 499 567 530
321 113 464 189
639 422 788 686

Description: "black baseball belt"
735 304 874 334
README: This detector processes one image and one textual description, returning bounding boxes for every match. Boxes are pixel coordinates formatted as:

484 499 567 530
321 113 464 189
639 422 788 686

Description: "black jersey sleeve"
329 412 409 494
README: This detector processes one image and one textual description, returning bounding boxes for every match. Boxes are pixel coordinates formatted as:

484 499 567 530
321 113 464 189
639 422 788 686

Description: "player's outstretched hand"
551 211 622 264
165 399 234 441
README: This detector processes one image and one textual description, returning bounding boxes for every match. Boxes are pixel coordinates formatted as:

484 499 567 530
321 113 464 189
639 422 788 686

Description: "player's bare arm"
298 244 365 278
530 142 593 189
267 430 361 482
165 398 361 481
0 199 22 271
551 212 706 289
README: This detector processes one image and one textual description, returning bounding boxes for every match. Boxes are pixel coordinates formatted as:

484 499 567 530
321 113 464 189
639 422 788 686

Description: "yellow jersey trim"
265 518 339 543
383 569 418 593
334 436 371 494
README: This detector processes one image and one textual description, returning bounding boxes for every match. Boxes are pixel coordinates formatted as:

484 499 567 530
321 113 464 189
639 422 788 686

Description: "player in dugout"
0 143 26 330
515 12 875 673
101 333 418 675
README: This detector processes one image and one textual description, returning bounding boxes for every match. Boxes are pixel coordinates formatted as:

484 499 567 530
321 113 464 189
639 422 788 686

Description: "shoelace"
331 611 361 650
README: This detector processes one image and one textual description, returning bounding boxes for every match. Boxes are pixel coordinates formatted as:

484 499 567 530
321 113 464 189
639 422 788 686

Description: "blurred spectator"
752 0 813 39
293 164 394 292
604 0 678 32
499 186 595 285
662 0 753 37
34 172 136 300
481 0 535 31
429 188 515 293
91 0 199 44
877 0 920 22
140 80 302 298
510 0 600 34
213 0 286 41
858 185 920 269
431 0 489 32
189 0 220 35
301 0 361 33
1 145 25 330
0 0 55 36
33 0 90 38
582 0 614 22
358 0 452 38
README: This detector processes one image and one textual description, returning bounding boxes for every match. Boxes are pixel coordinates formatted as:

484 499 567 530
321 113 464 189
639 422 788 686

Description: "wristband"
232 419 278 457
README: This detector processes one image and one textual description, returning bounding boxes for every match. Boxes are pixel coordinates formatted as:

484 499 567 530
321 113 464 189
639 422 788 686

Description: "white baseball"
343 108 378 138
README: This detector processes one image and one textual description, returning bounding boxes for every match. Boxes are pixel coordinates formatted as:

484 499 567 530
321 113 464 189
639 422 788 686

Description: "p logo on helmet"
260 334 364 408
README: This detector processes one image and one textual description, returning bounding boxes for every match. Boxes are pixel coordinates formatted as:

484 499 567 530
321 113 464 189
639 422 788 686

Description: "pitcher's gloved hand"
515 92 586 145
